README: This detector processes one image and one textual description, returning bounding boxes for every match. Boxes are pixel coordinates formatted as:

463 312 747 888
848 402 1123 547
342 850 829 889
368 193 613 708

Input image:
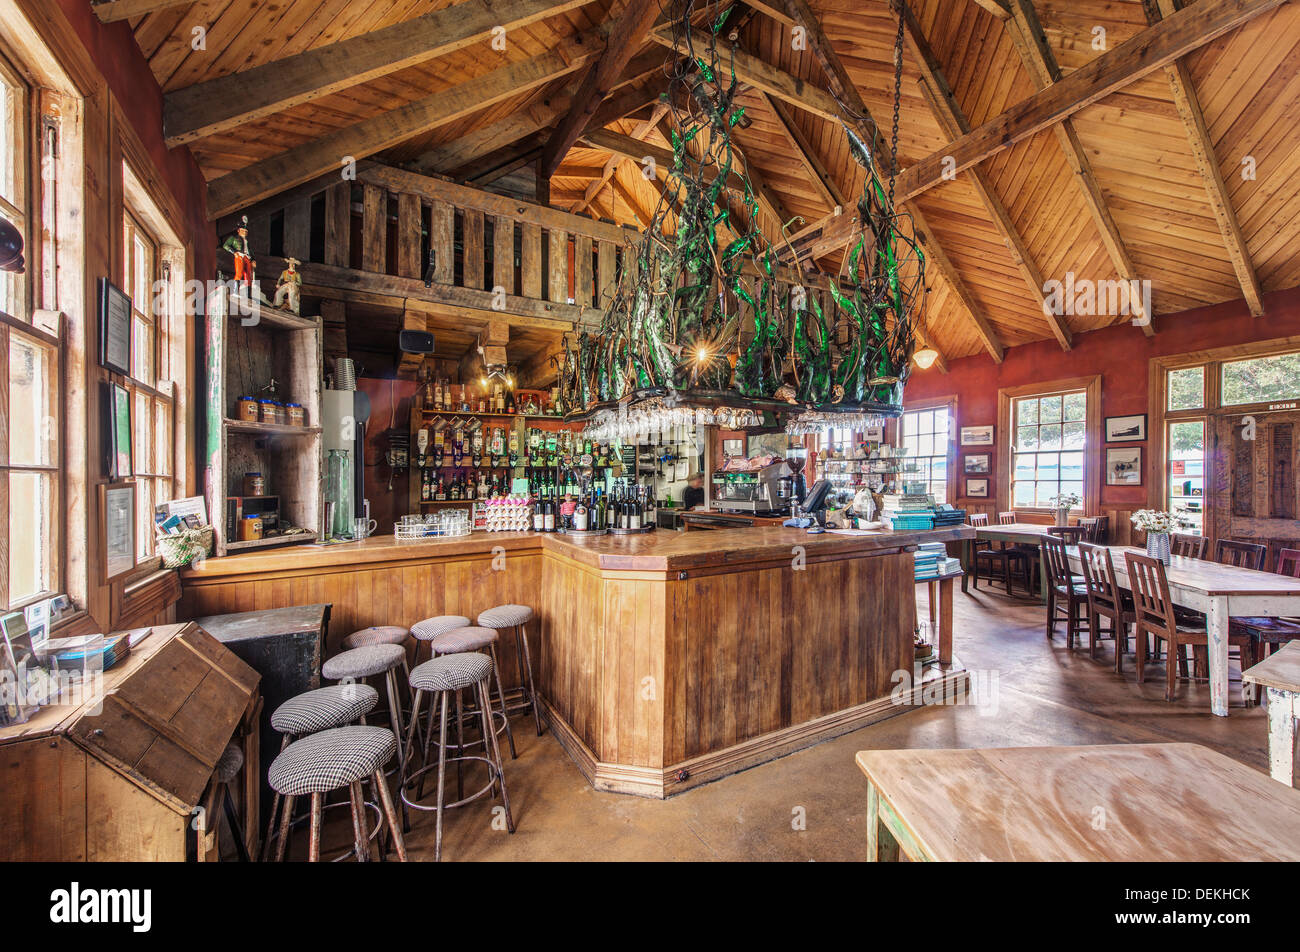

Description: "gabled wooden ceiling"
113 0 1300 364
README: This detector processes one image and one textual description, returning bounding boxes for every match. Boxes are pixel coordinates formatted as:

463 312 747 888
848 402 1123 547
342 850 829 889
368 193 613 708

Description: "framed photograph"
722 438 744 457
964 454 991 474
103 381 133 479
1106 446 1143 486
98 277 133 376
966 478 989 498
1105 413 1147 443
961 425 994 446
101 482 137 581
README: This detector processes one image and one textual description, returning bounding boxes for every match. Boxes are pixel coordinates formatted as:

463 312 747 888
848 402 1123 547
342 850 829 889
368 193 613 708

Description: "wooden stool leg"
373 769 408 861
308 792 324 863
517 625 544 736
488 643 517 758
274 794 295 862
478 678 514 832
401 690 424 782
262 733 292 861
435 690 450 862
348 780 369 862
384 667 410 832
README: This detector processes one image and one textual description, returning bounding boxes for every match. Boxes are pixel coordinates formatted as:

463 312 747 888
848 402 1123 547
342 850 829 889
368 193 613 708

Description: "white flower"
1131 509 1188 533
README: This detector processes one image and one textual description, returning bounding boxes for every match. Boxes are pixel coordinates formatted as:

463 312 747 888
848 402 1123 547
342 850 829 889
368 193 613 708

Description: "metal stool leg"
477 677 514 832
454 687 466 801
435 689 450 863
488 643 517 758
384 666 410 832
515 624 543 736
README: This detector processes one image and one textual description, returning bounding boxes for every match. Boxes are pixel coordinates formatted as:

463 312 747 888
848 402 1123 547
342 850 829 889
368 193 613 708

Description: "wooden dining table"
964 522 1053 602
1068 546 1300 717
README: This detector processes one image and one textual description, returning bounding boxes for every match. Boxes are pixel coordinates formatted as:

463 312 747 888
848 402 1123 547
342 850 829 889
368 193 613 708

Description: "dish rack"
395 511 472 540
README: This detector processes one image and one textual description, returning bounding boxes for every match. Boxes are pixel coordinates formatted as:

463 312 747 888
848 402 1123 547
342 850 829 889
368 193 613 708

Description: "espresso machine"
711 461 800 514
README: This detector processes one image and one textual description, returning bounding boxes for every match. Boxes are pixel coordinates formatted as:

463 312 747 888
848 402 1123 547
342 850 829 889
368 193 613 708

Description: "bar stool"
342 625 410 650
425 625 516 760
261 683 379 860
400 653 514 861
477 604 544 736
268 725 407 862
322 644 409 767
410 615 471 662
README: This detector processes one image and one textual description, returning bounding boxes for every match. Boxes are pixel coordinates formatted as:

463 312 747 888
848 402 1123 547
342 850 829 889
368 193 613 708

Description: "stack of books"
42 634 130 673
914 542 962 580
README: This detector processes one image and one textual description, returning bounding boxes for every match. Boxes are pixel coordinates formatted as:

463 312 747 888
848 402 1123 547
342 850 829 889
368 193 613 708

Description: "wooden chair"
1126 551 1253 702
1215 538 1266 570
1043 534 1088 648
1171 533 1207 559
1078 543 1136 670
1046 525 1087 545
967 514 1031 596
1077 516 1108 544
998 512 1018 525
1230 547 1300 663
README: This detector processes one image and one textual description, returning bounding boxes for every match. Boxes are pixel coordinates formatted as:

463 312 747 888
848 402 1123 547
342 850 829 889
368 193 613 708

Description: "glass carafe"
326 449 355 539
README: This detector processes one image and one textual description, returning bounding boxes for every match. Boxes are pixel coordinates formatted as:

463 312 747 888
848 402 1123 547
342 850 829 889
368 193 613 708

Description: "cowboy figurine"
220 215 256 289
274 256 302 314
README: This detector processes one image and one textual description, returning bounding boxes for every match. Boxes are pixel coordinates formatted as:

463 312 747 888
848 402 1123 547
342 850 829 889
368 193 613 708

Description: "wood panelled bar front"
181 527 972 798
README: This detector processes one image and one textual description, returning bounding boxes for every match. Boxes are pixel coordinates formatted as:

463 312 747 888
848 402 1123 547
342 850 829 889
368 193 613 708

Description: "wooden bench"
1243 641 1300 786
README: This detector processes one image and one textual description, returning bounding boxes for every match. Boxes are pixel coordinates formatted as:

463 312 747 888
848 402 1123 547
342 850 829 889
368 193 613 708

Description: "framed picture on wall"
101 482 137 581
960 425 994 446
966 478 989 498
1106 446 1143 486
1105 414 1147 443
964 454 991 474
98 277 133 376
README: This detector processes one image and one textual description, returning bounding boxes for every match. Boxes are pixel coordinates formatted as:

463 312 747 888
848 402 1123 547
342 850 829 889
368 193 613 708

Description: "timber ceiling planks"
132 0 1300 361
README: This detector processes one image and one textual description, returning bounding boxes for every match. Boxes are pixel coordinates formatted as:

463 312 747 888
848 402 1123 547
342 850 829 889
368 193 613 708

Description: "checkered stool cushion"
271 684 379 735
342 625 409 650
322 643 406 680
268 726 397 796
409 653 494 692
477 604 534 628
410 615 471 641
214 742 244 784
429 626 497 654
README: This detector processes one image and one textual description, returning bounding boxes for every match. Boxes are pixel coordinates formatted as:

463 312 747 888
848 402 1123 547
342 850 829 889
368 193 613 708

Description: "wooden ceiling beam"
578 128 746 191
1143 0 1265 317
901 7 1070 350
164 0 593 146
968 0 1010 19
906 202 1004 364
764 92 844 212
572 101 671 216
1000 0 1152 335
538 2 663 177
91 0 190 21
609 168 653 228
207 35 602 219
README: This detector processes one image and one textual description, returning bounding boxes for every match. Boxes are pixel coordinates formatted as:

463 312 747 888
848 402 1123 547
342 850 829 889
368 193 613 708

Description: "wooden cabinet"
0 623 260 861
204 284 324 557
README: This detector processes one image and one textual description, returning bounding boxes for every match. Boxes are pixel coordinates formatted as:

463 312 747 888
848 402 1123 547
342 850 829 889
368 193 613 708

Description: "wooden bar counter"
182 526 972 797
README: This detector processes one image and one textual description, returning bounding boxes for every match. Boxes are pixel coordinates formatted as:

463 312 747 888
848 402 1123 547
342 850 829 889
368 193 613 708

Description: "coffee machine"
711 461 799 514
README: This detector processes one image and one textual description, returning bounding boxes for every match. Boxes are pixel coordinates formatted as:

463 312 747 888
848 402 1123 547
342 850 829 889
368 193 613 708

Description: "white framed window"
1011 389 1087 509
899 406 950 502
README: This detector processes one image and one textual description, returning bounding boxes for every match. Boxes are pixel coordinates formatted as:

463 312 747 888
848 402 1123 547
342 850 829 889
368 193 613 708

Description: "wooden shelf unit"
204 284 324 557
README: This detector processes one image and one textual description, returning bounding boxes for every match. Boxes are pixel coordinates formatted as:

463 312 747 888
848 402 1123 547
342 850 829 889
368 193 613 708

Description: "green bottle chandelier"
557 0 926 436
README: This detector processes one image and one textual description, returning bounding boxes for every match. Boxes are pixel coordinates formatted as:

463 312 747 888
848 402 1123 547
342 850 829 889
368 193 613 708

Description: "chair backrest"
1077 517 1101 543
1170 532 1207 559
1078 542 1122 614
1215 538 1266 570
969 513 989 527
1277 548 1300 579
1046 525 1086 545
998 511 1017 525
1124 550 1179 638
1041 534 1075 591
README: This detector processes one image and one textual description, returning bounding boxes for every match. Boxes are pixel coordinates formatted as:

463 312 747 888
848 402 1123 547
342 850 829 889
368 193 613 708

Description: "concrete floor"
305 584 1279 861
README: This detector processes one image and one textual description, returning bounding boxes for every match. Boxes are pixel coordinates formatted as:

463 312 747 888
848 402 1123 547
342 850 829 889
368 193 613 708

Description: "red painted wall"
55 0 213 274
904 285 1300 508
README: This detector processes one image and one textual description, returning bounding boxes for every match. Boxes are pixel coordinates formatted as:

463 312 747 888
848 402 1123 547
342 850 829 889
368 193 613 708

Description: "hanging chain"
888 0 905 211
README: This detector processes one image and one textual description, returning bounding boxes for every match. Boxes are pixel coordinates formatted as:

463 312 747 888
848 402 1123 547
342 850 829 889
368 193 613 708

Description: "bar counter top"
182 524 974 578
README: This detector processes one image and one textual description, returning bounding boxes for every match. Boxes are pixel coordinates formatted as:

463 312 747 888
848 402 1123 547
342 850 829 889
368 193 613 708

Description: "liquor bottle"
449 474 460 501
471 429 483 468
435 474 446 501
644 487 656 528
434 377 443 410
478 391 486 414
574 493 589 532
506 389 516 415
508 427 519 467
532 485 545 531
478 471 489 499
543 485 556 532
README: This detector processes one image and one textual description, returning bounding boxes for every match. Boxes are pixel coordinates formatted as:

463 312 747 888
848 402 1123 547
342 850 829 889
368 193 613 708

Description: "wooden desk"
966 523 1051 602
917 568 962 665
1243 641 1300 786
1068 546 1300 716
855 743 1300 861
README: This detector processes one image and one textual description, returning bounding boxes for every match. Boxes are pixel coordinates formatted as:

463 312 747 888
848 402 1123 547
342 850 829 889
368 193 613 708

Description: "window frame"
899 396 956 504
997 376 1102 517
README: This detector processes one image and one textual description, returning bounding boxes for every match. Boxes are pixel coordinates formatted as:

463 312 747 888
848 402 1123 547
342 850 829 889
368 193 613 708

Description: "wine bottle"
543 485 556 532
629 486 642 530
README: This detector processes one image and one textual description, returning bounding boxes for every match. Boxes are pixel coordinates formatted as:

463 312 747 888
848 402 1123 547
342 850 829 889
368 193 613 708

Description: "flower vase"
1146 531 1172 564
1055 507 1070 527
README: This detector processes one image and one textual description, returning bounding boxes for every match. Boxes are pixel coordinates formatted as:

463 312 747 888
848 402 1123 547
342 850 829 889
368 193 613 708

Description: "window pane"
1040 395 1062 424
1061 452 1084 484
1013 481 1034 506
1039 424 1062 451
9 334 54 466
1013 454 1036 482
136 478 154 560
1016 398 1038 426
1036 453 1061 482
134 390 152 474
1035 482 1058 508
1016 425 1039 452
917 432 934 458
1221 352 1300 406
1062 421 1085 450
9 471 51 603
154 400 170 476
1168 420 1205 535
1167 367 1205 411
1062 392 1086 422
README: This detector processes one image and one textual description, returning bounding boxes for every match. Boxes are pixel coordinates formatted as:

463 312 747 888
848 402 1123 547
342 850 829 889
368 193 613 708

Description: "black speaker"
399 329 436 354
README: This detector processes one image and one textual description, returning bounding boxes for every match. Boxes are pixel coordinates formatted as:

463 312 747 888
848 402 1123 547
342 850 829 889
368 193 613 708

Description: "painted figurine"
273 256 302 314
220 215 256 290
